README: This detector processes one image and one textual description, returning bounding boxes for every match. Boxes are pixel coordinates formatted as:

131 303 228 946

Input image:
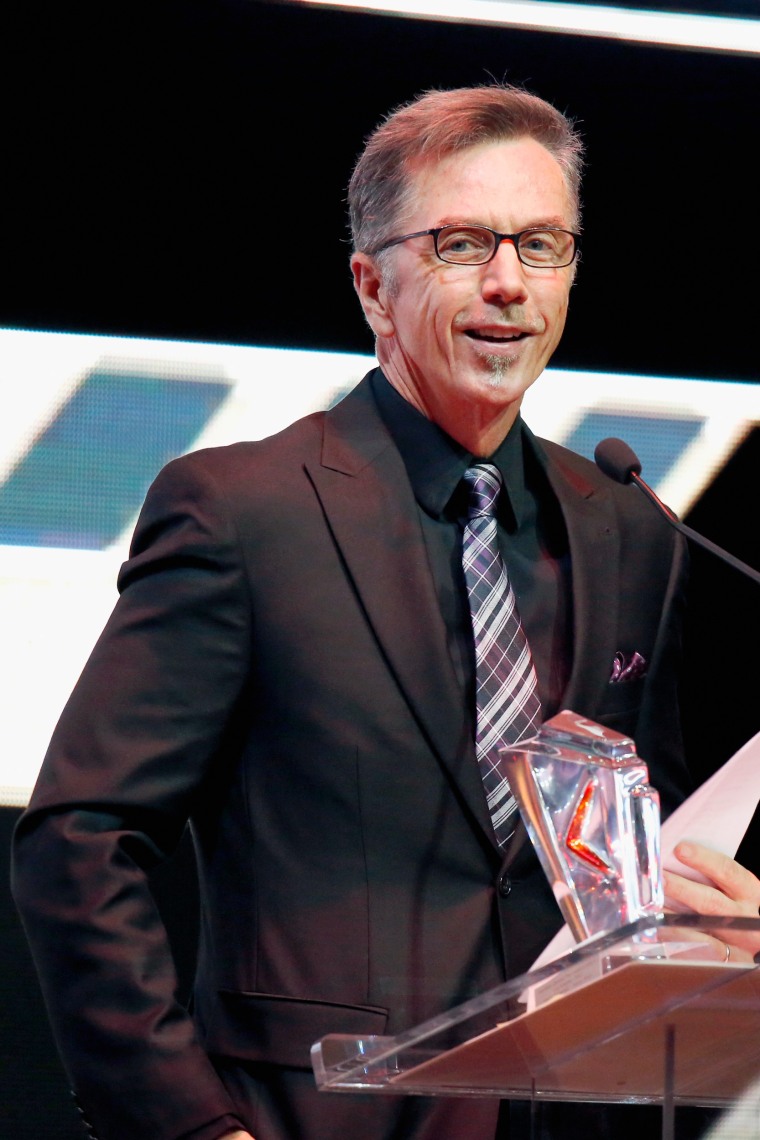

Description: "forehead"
405 137 572 228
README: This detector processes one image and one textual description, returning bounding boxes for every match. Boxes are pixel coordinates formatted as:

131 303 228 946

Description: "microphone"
594 437 760 586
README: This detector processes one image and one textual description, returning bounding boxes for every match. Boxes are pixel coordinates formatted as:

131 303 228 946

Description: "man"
12 84 760 1140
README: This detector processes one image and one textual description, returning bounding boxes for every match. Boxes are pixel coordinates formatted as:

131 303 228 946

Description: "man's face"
352 137 576 450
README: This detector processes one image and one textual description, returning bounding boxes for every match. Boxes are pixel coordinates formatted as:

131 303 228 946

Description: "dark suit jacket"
12 370 691 1140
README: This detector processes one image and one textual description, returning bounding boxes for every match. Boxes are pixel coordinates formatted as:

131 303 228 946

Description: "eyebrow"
433 217 571 230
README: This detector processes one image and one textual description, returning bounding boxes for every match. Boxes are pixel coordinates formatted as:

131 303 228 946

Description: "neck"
383 373 521 455
443 404 521 456
377 347 524 455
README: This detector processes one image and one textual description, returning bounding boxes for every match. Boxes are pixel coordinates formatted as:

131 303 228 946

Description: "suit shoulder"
156 409 327 489
536 435 611 491
536 434 647 506
533 432 682 556
150 371 378 496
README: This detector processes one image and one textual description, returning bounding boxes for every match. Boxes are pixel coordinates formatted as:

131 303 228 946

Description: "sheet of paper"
529 727 760 971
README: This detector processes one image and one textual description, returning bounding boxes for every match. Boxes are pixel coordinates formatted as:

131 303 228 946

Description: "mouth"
464 328 528 346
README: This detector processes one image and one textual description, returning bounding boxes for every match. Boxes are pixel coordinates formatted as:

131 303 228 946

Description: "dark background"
1 2 758 1135
2 0 759 384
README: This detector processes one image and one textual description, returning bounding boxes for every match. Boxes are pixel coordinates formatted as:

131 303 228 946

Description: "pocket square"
610 650 647 683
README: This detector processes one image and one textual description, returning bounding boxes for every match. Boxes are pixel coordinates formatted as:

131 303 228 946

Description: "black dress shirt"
371 370 572 722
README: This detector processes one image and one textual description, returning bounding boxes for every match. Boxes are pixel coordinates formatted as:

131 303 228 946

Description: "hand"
219 1132 255 1139
662 841 760 963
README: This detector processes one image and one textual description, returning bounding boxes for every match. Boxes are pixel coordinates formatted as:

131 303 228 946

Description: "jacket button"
497 874 512 897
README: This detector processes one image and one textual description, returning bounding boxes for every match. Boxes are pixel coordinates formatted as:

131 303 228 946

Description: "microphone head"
594 437 642 485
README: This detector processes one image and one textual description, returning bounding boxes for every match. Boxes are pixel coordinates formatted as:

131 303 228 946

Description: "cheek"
541 287 571 333
430 281 469 343
413 288 454 348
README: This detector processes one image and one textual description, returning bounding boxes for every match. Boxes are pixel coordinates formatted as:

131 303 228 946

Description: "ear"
350 252 396 339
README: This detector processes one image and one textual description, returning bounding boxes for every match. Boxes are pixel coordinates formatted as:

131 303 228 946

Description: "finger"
660 883 760 962
673 842 760 901
663 868 731 917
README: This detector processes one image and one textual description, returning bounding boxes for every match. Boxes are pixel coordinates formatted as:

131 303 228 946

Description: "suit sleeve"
11 452 255 1140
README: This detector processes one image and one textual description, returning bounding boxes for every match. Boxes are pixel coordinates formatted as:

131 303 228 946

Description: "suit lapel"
305 377 495 843
533 433 621 714
498 436 624 875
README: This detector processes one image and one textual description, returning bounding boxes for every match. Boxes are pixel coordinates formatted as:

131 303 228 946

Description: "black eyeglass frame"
369 224 581 268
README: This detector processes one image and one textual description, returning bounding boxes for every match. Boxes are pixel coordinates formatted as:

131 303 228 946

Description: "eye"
518 229 572 265
436 226 494 262
521 231 557 255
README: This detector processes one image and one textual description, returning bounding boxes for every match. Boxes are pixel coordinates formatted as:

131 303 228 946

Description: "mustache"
454 309 545 336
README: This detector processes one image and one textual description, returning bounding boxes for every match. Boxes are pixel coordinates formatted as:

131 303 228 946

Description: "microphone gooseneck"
594 437 760 585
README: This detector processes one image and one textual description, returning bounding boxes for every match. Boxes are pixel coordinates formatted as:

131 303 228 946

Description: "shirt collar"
371 369 527 524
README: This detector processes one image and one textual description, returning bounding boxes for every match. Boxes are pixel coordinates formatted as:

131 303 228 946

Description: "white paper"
530 728 760 970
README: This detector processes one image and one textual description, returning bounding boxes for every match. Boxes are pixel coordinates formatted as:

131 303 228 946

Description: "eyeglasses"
370 224 580 268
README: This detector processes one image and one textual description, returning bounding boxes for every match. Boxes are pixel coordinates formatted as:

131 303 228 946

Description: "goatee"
483 355 515 388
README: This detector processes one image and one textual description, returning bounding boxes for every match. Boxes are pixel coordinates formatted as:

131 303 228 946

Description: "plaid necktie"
462 463 542 846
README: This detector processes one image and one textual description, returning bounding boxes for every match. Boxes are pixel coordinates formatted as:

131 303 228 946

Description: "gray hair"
348 84 584 262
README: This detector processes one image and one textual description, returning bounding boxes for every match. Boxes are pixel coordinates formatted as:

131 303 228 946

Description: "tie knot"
463 463 502 520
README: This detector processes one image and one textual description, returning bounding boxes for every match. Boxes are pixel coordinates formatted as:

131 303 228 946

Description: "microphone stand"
594 437 760 587
629 471 760 586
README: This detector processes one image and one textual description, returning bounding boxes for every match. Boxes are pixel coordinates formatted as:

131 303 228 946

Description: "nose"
480 238 529 306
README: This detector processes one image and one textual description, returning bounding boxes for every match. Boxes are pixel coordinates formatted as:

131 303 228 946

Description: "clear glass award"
500 710 663 943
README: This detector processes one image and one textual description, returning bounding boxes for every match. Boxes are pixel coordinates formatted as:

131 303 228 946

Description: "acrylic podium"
311 914 760 1136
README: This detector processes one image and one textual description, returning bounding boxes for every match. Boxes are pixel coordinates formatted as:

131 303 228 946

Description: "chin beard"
483 354 515 388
